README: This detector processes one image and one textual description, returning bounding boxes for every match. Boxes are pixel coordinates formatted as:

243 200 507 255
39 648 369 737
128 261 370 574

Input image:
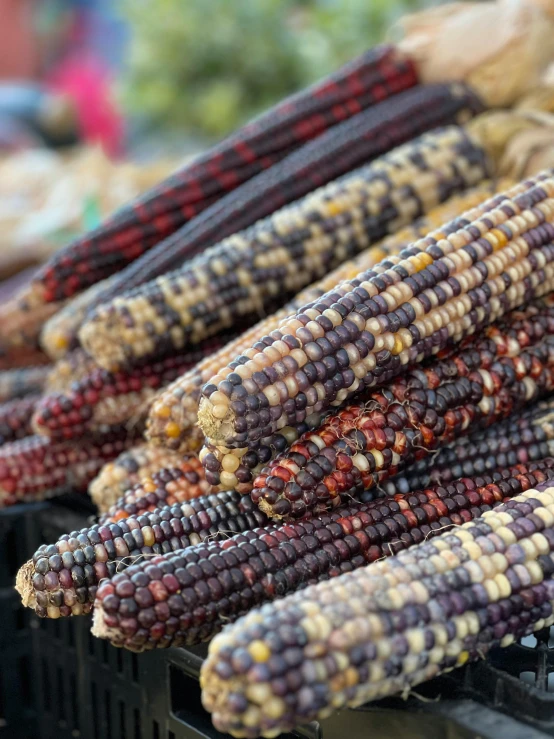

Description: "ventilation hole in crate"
520 671 537 686
116 649 124 674
105 690 112 739
70 676 79 733
15 603 25 632
68 619 75 649
169 665 217 736
19 655 32 708
101 639 110 666
168 733 175 739
131 653 139 683
42 658 51 711
5 524 20 579
57 666 66 721
134 708 141 739
119 701 126 739
521 634 538 648
153 720 160 739
92 682 99 739
54 618 62 641
88 630 95 657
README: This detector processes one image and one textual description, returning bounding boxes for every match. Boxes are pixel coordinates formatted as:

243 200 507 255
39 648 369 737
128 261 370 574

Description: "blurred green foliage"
120 0 429 140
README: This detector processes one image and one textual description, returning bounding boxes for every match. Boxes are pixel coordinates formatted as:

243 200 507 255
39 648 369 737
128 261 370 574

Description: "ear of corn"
45 349 99 392
80 87 486 372
147 181 508 454
17 487 267 618
198 172 554 451
0 365 50 402
248 301 554 519
199 484 554 737
0 345 51 371
383 400 554 497
89 443 196 513
0 429 140 508
98 458 213 523
32 337 231 442
89 460 554 651
0 395 40 446
23 46 417 306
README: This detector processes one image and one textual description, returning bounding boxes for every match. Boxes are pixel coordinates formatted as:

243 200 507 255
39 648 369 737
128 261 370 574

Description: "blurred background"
0 0 429 278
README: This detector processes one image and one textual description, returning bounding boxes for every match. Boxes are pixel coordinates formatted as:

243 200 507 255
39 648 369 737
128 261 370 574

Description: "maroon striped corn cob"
0 395 40 447
382 401 554 497
0 364 50 402
89 443 196 513
147 182 505 454
0 428 141 508
199 484 554 737
248 303 554 519
81 91 487 372
99 458 214 523
198 172 554 453
32 337 232 442
24 46 418 306
17 488 268 618
90 460 554 652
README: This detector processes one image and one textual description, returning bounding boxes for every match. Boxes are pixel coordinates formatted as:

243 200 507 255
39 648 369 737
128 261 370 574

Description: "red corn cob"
24 47 418 305
250 302 554 519
33 336 232 441
90 460 554 650
0 428 141 508
82 83 483 319
0 395 40 446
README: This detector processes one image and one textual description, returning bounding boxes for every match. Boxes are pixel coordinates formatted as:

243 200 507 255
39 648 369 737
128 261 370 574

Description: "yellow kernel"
391 335 404 355
248 640 271 662
219 471 238 489
221 454 240 473
165 422 182 439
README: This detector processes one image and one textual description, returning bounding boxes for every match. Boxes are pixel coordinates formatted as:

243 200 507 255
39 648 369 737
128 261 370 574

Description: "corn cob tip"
395 0 554 107
78 316 125 371
15 560 35 608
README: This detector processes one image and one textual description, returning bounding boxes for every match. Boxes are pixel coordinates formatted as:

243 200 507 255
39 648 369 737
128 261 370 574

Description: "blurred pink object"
47 54 124 157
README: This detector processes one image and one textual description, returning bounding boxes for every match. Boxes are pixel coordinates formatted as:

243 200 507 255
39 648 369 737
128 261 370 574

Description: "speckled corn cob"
89 443 196 513
249 304 554 518
32 339 230 442
0 365 50 402
17 488 267 618
99 458 213 522
81 118 488 372
382 401 554 497
0 429 140 508
90 461 554 652
45 349 99 392
0 395 40 446
199 484 554 737
198 172 554 452
148 182 506 455
40 276 117 359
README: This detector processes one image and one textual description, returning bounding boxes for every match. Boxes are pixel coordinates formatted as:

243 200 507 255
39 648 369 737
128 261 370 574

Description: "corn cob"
199 483 554 737
90 460 554 652
382 401 554 497
0 364 50 402
0 345 51 371
32 337 231 442
147 182 507 455
17 488 268 618
0 395 40 446
248 302 554 518
99 458 213 523
81 96 487 372
89 443 194 513
0 429 140 508
0 295 64 351
24 46 417 306
45 349 98 392
198 172 554 452
40 276 117 359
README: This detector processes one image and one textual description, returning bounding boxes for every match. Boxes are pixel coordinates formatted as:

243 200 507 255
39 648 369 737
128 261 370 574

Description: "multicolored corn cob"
198 172 554 452
0 364 50 402
40 276 117 359
382 401 554 497
81 104 488 371
25 46 418 305
99 458 213 523
0 429 140 508
17 488 267 618
147 181 507 454
89 443 194 513
0 395 40 446
45 349 98 392
199 484 554 737
90 460 554 652
32 337 231 442
248 302 554 518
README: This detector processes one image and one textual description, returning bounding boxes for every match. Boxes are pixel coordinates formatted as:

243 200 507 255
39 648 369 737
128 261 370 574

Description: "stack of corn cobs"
9 0 554 734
